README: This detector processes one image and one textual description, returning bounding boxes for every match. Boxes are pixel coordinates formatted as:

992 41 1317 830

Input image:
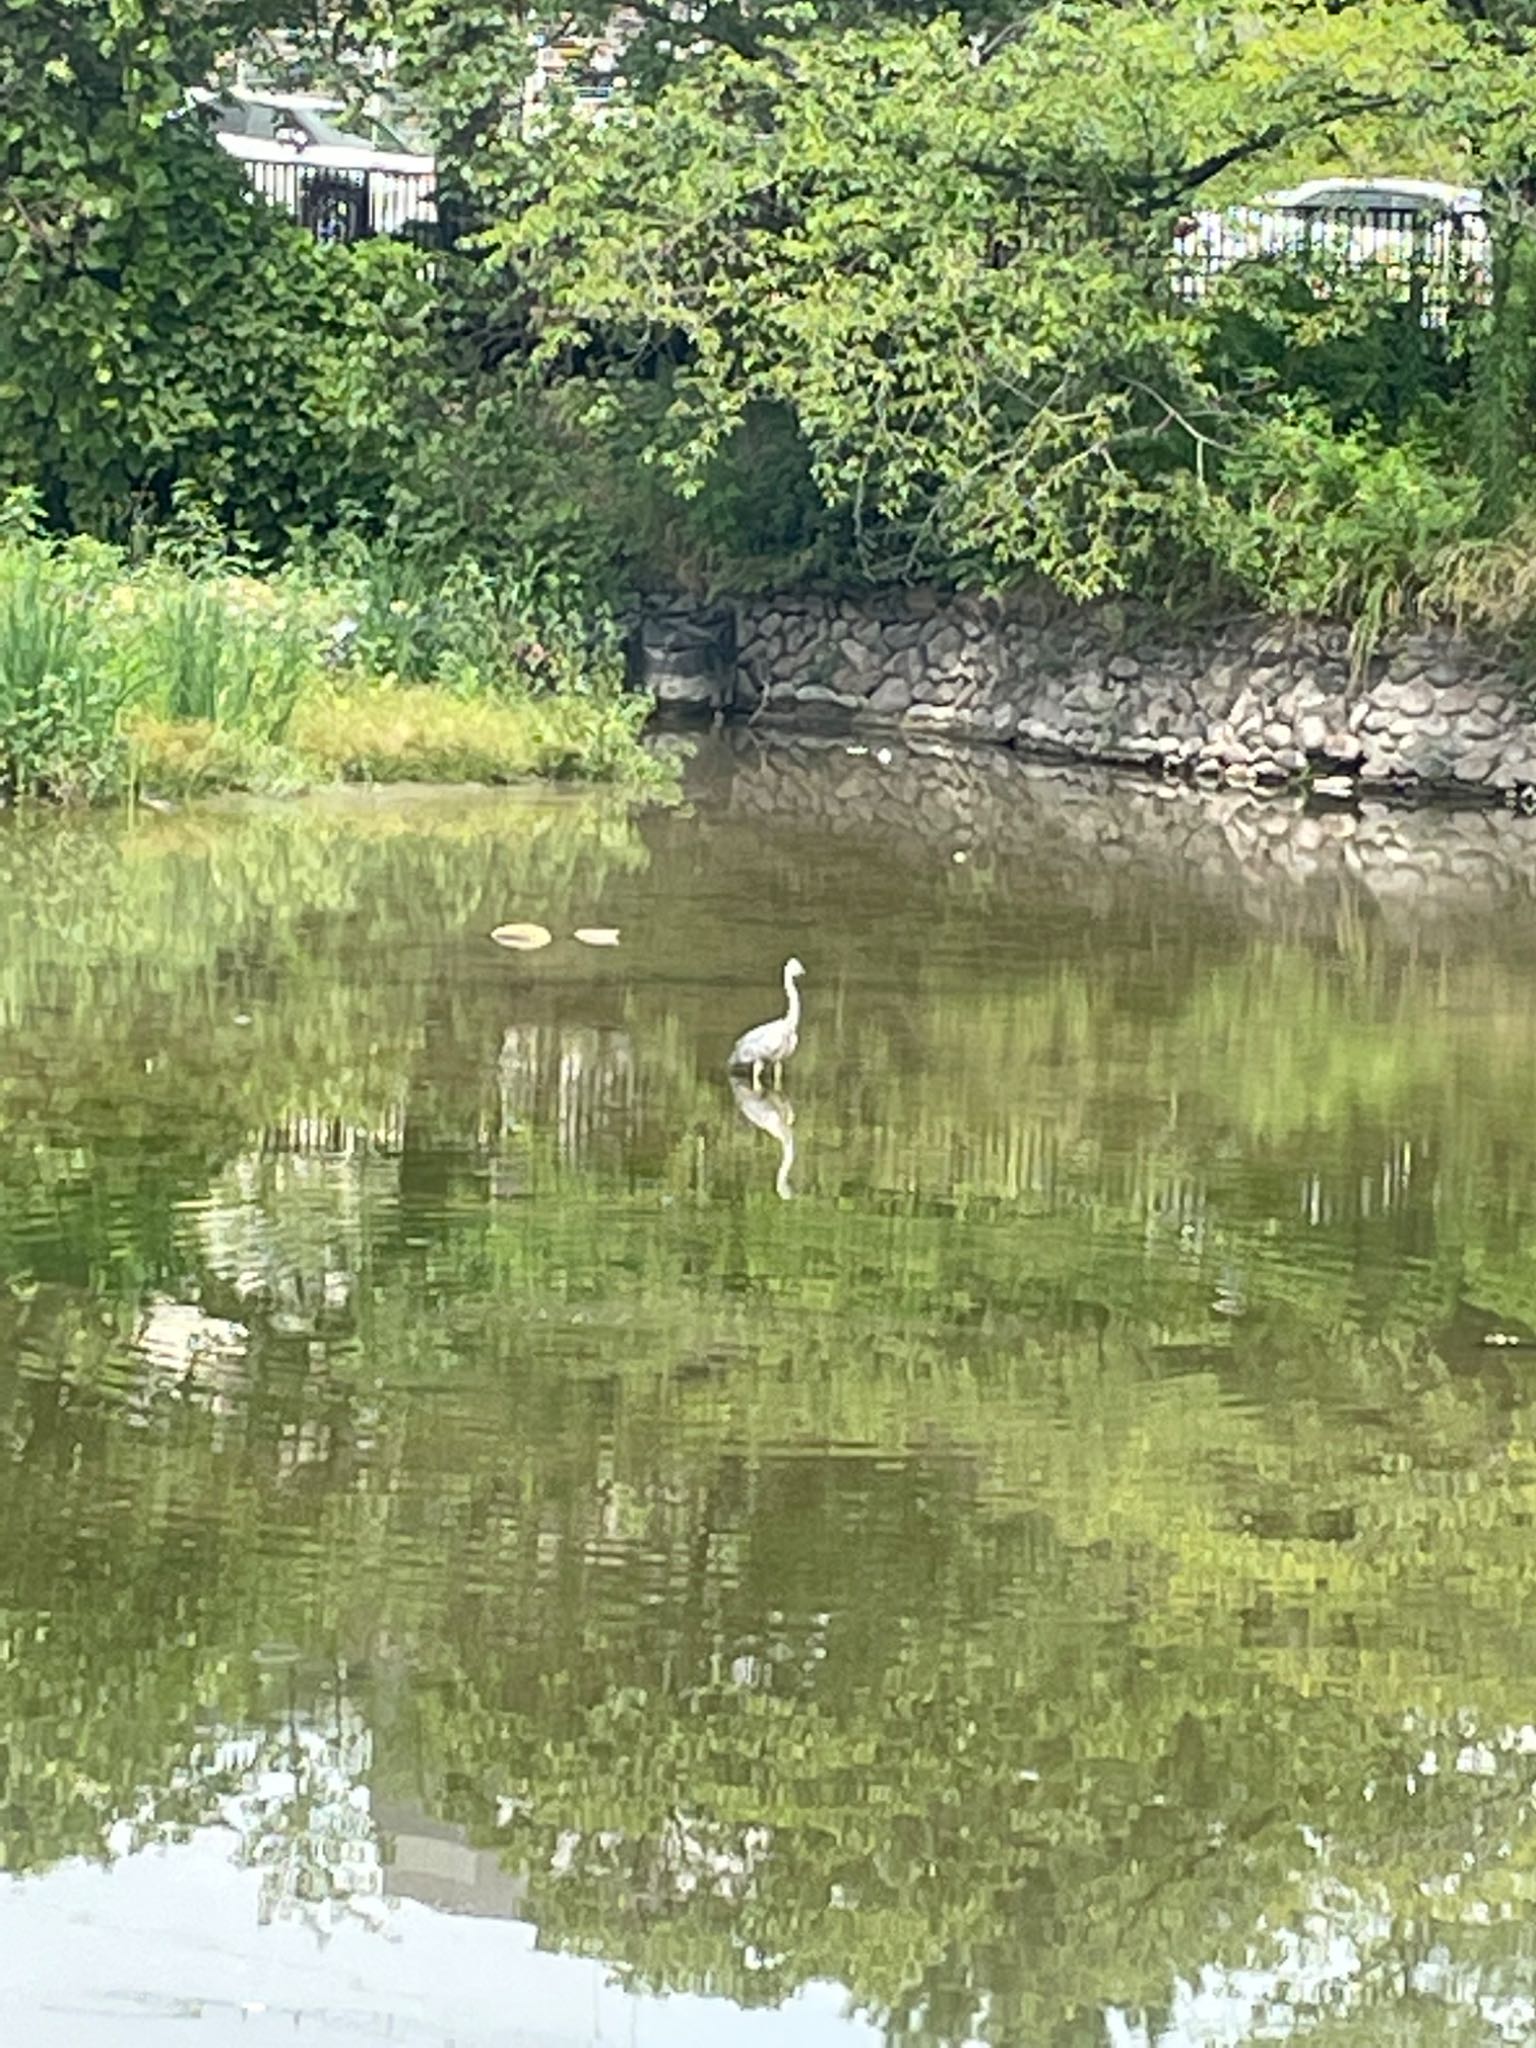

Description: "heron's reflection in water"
730 1074 796 1200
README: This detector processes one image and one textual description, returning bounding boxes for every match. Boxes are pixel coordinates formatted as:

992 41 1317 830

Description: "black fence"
240 157 439 246
239 160 1491 331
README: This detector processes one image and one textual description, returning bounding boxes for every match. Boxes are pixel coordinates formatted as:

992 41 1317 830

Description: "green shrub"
626 400 858 595
0 130 438 554
343 356 644 685
329 549 622 699
1182 406 1481 659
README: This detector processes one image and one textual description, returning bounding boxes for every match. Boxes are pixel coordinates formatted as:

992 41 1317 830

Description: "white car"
193 88 437 242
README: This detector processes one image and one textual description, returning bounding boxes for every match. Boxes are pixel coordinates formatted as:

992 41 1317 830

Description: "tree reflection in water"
5 762 1536 2041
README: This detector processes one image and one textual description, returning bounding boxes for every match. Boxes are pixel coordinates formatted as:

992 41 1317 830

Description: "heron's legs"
751 1059 764 1090
771 1058 783 1087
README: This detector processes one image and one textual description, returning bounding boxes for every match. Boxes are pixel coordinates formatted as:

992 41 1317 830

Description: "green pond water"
4 734 1536 2047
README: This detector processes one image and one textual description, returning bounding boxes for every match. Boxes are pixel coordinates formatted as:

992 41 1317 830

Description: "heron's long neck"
783 972 801 1031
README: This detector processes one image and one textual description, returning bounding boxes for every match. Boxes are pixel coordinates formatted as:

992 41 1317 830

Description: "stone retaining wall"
636 591 1536 799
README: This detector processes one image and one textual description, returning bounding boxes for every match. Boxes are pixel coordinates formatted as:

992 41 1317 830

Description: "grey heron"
728 958 804 1089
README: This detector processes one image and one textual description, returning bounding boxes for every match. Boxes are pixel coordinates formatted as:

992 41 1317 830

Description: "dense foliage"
0 0 640 778
499 3 1532 609
9 0 1536 664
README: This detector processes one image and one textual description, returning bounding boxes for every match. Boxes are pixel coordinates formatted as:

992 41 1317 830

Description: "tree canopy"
1 0 289 245
489 4 1525 592
9 0 1536 621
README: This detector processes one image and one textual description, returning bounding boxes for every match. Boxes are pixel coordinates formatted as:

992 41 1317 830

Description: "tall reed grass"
133 581 314 738
331 549 624 699
0 508 658 804
0 542 126 798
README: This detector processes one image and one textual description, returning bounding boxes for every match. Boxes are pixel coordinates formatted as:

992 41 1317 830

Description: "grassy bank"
0 525 667 805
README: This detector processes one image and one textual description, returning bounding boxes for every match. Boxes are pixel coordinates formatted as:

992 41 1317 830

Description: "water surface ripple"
3 744 1536 2047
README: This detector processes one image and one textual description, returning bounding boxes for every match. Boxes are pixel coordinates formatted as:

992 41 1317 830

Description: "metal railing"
1171 204 1492 322
239 157 439 246
239 159 1491 333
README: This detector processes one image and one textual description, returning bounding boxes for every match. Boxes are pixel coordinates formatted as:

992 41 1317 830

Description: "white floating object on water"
490 922 553 951
573 927 621 947
952 850 968 864
876 747 893 766
251 1641 301 1669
